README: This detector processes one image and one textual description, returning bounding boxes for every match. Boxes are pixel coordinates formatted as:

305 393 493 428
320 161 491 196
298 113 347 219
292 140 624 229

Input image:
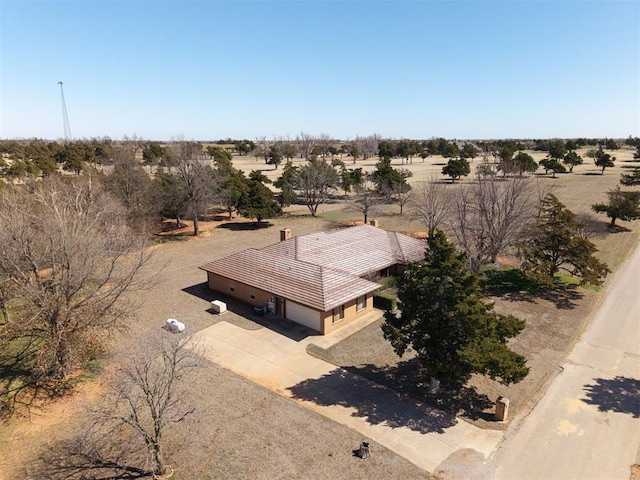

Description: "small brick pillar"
495 396 510 422
369 219 379 227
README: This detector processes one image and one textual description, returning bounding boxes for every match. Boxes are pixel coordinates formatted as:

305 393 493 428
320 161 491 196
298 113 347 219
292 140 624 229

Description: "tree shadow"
20 424 151 479
481 269 584 310
582 376 640 418
216 221 274 230
345 359 495 422
287 367 459 434
581 172 604 176
0 338 50 417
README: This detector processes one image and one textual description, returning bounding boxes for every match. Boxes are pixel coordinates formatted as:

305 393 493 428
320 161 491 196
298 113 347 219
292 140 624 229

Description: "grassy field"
0 145 638 478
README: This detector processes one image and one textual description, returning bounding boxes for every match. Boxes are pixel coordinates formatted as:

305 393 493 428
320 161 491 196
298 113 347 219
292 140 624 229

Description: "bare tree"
316 133 335 158
102 150 157 232
293 159 339 216
253 136 271 164
409 177 452 235
449 177 538 272
92 335 204 477
348 173 382 224
121 133 146 161
296 131 316 160
170 140 216 236
390 179 414 215
0 178 151 385
354 134 380 160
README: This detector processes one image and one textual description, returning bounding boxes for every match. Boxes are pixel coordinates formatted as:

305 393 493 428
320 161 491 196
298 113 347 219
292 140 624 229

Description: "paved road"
494 241 640 480
192 313 503 474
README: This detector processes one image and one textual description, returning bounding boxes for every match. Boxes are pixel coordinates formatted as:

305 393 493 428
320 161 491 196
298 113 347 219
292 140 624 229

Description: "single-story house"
199 224 426 335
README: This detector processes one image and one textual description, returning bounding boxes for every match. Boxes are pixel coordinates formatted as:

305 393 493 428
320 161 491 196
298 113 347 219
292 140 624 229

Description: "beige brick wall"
207 273 272 307
207 272 373 335
321 293 373 335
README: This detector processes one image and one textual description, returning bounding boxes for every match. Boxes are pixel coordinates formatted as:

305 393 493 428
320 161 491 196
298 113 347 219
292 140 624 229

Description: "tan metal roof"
199 225 426 312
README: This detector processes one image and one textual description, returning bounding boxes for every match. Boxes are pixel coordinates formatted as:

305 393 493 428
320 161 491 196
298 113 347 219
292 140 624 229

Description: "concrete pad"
191 321 504 474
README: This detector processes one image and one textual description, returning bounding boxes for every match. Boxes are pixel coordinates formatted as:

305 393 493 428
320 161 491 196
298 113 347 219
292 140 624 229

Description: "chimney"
280 228 292 241
369 219 379 227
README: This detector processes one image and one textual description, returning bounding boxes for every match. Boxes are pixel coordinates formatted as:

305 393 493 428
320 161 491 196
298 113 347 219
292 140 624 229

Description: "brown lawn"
1 145 638 478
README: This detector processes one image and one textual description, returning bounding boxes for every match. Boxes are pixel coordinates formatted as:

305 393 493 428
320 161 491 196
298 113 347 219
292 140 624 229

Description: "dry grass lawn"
1 145 638 478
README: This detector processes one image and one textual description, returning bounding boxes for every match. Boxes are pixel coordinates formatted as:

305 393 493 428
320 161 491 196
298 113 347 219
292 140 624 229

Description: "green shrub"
373 291 397 311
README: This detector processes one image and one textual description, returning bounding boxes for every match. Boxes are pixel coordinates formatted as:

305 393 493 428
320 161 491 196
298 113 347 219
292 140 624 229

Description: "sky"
1 0 638 141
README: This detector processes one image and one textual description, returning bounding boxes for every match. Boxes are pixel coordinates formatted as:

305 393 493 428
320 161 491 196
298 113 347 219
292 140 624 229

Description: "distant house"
199 224 426 334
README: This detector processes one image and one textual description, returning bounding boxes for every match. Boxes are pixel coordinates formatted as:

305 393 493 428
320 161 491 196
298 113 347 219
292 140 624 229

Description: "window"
229 280 235 292
249 287 256 300
356 295 366 311
333 305 344 324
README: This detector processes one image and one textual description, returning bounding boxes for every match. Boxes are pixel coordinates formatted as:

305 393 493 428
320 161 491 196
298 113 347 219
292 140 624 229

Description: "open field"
1 146 638 478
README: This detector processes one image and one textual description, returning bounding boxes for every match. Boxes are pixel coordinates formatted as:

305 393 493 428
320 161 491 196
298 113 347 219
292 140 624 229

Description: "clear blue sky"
1 0 638 141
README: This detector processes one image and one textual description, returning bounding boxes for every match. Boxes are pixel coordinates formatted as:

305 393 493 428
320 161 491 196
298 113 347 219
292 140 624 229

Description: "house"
199 224 426 335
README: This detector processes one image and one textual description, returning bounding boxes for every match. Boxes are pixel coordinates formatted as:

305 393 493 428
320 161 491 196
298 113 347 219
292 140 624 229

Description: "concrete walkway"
192 313 503 474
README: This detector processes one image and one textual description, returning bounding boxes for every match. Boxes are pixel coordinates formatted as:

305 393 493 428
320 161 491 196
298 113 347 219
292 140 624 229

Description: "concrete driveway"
191 312 503 475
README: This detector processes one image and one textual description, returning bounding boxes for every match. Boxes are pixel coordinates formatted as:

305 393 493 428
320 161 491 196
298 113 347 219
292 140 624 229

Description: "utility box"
210 300 227 314
495 396 510 422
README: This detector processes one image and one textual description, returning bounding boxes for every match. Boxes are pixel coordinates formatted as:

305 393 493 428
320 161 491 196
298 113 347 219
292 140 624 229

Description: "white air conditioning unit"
211 300 227 314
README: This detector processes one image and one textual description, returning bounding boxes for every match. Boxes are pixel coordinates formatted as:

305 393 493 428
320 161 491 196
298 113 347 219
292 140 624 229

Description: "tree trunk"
428 377 441 394
151 444 165 475
610 217 617 228
193 215 199 236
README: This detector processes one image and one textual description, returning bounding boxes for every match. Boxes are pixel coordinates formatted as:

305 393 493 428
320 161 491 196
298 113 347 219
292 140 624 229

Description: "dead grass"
1 146 638 478
5 361 431 480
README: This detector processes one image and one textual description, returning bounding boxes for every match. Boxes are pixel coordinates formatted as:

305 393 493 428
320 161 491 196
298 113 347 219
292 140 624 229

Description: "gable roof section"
199 248 379 312
199 225 426 312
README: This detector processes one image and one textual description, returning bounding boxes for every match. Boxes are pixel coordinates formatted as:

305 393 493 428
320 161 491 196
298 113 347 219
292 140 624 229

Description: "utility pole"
58 81 72 141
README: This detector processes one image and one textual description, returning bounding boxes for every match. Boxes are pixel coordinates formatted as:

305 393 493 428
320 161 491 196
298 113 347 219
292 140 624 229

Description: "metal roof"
199 225 426 312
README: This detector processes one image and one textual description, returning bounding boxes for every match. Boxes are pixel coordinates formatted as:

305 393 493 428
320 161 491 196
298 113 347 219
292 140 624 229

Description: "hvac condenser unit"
211 300 227 314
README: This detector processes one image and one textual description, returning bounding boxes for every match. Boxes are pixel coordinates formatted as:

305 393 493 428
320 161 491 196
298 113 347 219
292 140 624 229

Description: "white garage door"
286 300 321 332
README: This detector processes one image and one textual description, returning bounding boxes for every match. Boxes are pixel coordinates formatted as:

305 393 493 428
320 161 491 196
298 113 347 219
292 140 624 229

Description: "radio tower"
57 81 72 141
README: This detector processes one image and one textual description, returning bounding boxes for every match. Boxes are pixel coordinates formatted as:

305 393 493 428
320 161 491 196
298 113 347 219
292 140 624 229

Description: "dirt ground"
1 146 638 479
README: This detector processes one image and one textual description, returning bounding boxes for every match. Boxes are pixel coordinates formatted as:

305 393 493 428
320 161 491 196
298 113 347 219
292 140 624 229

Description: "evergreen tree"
372 157 410 194
238 177 282 224
620 167 640 186
441 158 470 183
512 151 538 176
267 144 283 169
217 169 249 219
539 158 566 177
382 230 529 392
592 187 640 228
274 162 298 207
588 147 615 174
520 194 610 286
562 150 583 173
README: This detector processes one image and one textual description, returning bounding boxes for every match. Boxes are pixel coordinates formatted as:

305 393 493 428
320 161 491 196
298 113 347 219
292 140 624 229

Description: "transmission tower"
57 81 72 141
